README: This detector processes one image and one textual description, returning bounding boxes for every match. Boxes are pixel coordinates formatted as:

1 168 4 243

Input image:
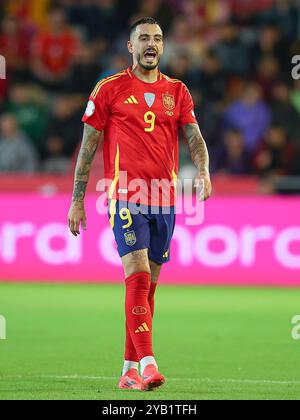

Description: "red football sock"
125 281 157 361
124 280 157 362
125 322 139 362
148 282 157 316
125 272 154 360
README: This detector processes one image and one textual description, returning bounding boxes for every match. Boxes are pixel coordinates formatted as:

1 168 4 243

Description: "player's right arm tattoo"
72 124 103 203
183 123 210 175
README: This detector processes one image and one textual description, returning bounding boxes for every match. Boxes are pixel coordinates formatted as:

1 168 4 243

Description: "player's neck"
132 65 159 83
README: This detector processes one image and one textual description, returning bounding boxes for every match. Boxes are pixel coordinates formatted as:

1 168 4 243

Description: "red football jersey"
82 67 197 206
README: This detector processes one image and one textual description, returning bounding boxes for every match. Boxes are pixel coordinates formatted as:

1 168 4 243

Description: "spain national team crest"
162 94 175 110
124 231 137 246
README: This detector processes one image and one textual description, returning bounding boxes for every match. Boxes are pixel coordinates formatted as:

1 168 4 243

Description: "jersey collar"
127 67 163 84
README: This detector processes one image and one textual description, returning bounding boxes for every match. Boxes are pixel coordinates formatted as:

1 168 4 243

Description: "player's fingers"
69 223 76 236
81 218 87 231
196 179 205 201
197 181 211 202
73 219 80 235
194 177 201 188
204 182 212 201
69 219 79 236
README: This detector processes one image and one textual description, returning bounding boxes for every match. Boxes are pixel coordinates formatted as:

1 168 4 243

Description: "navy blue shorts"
108 200 176 264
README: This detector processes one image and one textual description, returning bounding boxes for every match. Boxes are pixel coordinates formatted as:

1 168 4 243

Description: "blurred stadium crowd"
0 0 300 186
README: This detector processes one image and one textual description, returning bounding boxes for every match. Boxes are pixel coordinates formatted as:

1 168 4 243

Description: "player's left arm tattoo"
183 123 212 200
183 123 210 176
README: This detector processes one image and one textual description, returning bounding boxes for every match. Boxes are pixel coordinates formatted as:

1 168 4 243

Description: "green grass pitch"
1 282 300 400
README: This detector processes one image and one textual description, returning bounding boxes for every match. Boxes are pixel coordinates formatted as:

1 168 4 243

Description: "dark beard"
137 53 160 71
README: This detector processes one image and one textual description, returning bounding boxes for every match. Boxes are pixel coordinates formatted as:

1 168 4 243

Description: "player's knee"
124 260 151 277
122 249 151 278
124 264 151 278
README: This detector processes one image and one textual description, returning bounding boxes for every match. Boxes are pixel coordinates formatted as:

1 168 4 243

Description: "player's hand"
194 172 212 201
68 201 87 237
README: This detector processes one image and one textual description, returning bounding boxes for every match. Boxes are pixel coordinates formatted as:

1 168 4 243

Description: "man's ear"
127 40 134 54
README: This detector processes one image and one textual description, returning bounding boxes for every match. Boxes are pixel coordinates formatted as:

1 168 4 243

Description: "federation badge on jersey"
162 94 175 110
85 100 95 117
124 231 137 246
144 93 156 108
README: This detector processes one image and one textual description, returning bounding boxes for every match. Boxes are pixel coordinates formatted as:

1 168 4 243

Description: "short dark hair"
130 17 162 38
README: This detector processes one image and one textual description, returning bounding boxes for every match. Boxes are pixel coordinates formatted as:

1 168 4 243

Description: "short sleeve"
178 84 198 127
82 83 110 132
